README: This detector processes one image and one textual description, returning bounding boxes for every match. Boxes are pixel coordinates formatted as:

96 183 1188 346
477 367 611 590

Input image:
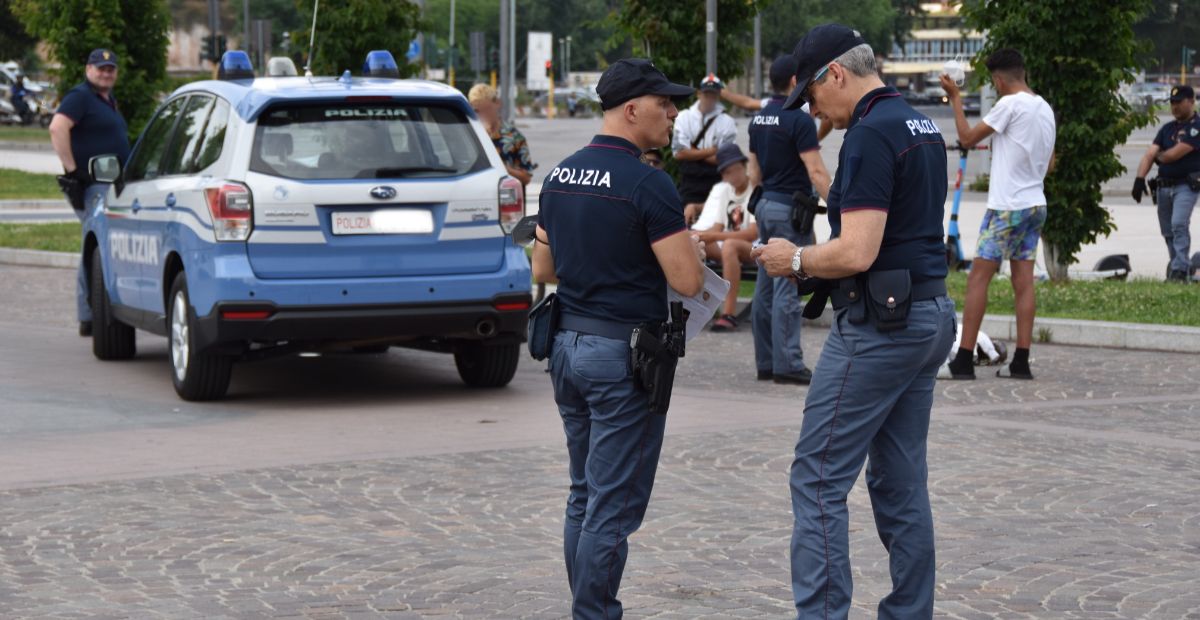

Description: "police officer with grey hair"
751 24 955 619
529 58 705 618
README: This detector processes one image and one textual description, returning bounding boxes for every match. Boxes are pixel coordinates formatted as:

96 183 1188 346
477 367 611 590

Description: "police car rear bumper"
192 293 531 352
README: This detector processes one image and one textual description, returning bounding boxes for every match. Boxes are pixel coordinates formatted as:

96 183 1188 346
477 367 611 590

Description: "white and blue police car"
83 51 531 400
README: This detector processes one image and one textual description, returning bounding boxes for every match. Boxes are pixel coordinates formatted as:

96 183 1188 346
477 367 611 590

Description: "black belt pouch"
865 269 912 332
1187 171 1200 192
837 278 868 325
527 293 559 361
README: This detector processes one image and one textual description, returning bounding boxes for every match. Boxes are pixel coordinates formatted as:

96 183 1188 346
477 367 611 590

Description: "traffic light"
201 34 229 62
217 35 227 58
545 60 552 78
489 46 499 72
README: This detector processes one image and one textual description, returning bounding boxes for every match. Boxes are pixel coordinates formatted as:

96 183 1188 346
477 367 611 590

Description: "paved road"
1 263 1198 618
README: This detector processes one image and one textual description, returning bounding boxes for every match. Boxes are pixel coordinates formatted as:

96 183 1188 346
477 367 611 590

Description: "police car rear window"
249 103 489 180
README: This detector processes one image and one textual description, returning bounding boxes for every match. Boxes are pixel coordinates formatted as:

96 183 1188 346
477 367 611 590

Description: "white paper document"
667 266 731 341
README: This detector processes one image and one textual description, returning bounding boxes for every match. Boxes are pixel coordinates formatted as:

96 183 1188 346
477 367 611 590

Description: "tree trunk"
1042 242 1069 282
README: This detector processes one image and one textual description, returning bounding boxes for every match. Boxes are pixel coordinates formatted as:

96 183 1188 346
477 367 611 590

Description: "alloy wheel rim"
171 291 189 381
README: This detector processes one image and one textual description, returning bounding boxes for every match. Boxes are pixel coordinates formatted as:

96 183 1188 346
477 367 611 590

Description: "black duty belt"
1158 176 1189 187
762 191 795 205
830 277 947 310
559 314 641 342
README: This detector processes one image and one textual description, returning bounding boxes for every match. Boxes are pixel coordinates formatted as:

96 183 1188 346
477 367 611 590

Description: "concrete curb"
0 140 53 152
2 249 1197 353
0 199 68 210
0 247 79 269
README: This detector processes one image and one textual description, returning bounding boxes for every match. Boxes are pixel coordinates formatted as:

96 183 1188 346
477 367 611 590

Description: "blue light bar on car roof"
363 50 400 78
218 50 255 80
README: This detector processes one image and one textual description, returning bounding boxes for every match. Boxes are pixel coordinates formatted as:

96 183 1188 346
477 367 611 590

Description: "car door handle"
165 193 176 207
131 199 140 213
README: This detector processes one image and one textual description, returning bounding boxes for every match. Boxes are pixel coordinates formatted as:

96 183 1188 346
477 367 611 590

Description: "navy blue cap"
87 48 118 68
769 55 797 92
782 24 866 110
716 143 748 173
1170 84 1195 102
596 58 694 110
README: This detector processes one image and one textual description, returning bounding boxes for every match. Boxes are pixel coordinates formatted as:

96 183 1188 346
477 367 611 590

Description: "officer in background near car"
751 25 956 619
529 58 705 619
673 74 738 224
48 48 131 336
1134 84 1200 282
747 54 832 385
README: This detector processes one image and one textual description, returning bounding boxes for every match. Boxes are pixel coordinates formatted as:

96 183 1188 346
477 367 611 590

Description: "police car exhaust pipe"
475 318 497 337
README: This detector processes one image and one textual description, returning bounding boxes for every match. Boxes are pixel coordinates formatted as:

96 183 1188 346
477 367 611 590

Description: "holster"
747 185 763 217
1149 177 1159 205
1187 171 1200 192
57 174 86 212
827 270 914 332
790 190 826 238
629 302 686 415
526 293 559 361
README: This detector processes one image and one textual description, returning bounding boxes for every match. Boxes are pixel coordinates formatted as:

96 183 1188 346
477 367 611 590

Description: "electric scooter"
945 141 988 271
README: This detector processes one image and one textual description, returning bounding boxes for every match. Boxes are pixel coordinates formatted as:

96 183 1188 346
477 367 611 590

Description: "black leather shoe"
756 370 773 381
79 321 92 337
773 369 812 385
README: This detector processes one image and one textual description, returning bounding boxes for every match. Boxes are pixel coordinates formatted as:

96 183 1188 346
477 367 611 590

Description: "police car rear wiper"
367 166 458 178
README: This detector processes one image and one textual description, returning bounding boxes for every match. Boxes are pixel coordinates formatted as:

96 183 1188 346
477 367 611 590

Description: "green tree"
960 0 1155 279
890 0 923 52
0 0 37 62
12 0 170 140
294 0 422 78
1132 0 1200 76
759 0 895 60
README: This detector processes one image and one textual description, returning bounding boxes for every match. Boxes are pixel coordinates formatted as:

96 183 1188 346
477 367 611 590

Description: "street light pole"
448 0 456 87
705 0 716 76
753 13 761 98
566 35 572 85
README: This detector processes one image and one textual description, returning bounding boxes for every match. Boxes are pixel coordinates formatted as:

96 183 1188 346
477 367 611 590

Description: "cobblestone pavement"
2 265 1199 618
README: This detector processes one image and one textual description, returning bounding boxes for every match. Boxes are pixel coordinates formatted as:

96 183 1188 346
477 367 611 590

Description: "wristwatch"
791 246 810 280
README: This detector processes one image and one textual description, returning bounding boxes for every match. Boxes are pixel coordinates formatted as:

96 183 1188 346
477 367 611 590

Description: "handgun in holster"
790 190 827 238
630 301 687 415
1148 177 1159 205
56 171 87 212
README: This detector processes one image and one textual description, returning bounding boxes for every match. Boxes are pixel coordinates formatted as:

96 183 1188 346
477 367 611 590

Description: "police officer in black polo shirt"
49 48 132 336
751 25 956 619
530 58 705 619
748 54 833 385
1134 84 1200 282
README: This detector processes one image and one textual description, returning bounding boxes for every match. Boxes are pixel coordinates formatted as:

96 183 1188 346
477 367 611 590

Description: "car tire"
168 272 233 401
90 247 136 360
454 341 519 388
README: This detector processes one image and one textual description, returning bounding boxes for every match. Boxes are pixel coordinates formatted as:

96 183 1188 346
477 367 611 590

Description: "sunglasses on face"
801 64 832 106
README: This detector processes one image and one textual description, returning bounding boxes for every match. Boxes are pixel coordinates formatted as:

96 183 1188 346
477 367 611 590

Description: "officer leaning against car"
529 58 706 619
1133 84 1200 282
751 25 956 619
48 48 131 336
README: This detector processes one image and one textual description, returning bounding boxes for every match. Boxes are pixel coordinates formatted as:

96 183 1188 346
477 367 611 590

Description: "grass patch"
945 271 1200 327
0 222 81 253
0 168 62 199
0 126 51 143
733 270 1199 326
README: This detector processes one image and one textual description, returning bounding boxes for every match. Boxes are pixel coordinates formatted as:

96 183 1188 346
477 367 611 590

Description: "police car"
84 51 531 401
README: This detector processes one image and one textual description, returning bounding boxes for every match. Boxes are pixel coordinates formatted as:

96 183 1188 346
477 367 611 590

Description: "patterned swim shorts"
976 206 1047 262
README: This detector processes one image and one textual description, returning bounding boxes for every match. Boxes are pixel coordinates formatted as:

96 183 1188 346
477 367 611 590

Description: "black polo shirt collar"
586 134 642 158
848 86 901 130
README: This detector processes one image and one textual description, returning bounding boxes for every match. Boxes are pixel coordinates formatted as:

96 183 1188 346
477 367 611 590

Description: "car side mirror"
89 154 124 195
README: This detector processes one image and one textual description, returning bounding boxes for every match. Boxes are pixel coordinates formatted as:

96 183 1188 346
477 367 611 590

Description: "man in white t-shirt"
692 143 758 331
674 75 739 220
941 48 1056 380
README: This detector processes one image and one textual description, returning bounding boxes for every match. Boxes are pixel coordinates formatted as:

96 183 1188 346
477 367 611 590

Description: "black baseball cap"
596 58 693 110
782 24 866 110
699 73 725 91
87 48 118 68
1170 84 1195 102
769 55 798 91
716 143 748 173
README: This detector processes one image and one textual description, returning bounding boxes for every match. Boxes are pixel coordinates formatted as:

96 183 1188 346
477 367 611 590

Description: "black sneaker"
773 369 813 385
945 357 975 380
79 321 92 337
1167 270 1189 283
756 370 773 381
996 363 1034 380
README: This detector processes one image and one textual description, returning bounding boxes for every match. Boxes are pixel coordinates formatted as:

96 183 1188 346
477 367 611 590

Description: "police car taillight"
498 177 524 234
204 183 253 242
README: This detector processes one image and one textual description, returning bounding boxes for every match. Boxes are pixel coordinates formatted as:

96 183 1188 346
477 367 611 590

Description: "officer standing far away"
529 58 705 619
1134 84 1200 282
49 48 131 337
747 54 832 385
751 25 956 619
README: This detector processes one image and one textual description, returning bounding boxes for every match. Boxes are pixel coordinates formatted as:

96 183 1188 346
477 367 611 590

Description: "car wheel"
169 272 233 401
454 341 519 388
90 247 136 360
